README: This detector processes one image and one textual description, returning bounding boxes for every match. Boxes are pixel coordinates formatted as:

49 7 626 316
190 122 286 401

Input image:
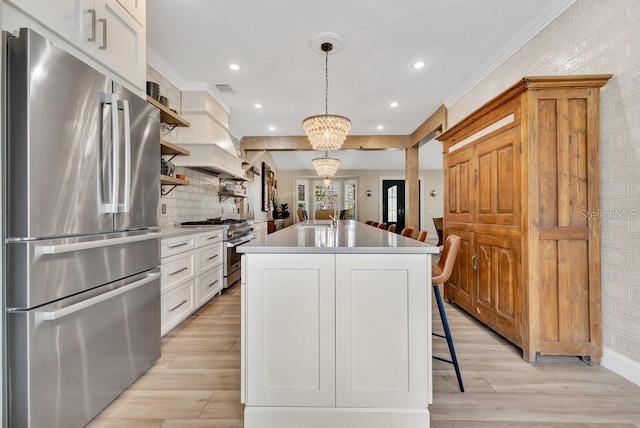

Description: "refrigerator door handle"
101 92 120 214
118 98 131 213
39 232 161 255
41 271 161 321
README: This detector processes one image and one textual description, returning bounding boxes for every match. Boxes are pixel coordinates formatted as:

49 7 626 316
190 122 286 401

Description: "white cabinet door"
335 254 429 409
6 0 145 90
246 254 336 406
114 0 145 25
96 0 145 89
5 0 94 50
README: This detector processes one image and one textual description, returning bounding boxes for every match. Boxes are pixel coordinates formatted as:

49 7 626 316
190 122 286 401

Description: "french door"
382 180 405 232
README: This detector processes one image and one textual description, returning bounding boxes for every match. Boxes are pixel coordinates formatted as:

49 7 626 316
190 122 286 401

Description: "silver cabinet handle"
98 18 107 49
207 280 219 288
207 255 219 260
87 9 96 41
40 233 160 255
168 299 188 312
472 253 478 271
207 235 220 240
168 242 188 249
169 267 188 276
42 272 161 321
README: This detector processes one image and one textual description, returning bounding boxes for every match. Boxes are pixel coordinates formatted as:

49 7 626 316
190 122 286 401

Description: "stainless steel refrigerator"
4 28 161 427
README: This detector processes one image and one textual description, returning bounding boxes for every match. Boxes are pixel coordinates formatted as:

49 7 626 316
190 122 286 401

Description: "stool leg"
433 284 464 392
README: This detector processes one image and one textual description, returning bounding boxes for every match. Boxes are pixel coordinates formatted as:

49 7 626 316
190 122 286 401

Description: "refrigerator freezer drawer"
7 231 160 309
7 270 161 428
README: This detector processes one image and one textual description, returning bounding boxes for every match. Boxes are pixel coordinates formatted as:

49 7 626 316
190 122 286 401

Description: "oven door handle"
227 235 253 247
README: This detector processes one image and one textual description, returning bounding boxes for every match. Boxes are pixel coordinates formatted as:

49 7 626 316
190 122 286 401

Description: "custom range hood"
173 143 246 180
172 90 247 180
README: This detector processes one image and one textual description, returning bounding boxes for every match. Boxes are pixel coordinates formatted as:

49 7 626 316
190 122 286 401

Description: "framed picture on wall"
262 162 271 212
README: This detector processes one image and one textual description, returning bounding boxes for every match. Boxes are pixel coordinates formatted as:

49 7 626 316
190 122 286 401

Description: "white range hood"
172 90 247 180
173 143 246 180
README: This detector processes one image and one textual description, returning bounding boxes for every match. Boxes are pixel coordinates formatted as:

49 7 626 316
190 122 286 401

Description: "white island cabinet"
238 220 439 428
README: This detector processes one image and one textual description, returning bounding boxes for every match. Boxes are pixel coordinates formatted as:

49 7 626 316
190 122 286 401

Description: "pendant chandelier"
312 153 340 177
302 42 351 151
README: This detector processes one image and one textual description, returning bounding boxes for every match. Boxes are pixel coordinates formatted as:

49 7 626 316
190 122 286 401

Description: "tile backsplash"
159 167 240 227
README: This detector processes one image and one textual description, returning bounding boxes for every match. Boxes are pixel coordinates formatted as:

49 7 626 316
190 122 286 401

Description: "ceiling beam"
240 135 413 151
410 104 447 146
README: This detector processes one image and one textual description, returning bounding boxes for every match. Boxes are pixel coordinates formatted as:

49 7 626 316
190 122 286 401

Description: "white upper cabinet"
5 0 146 90
115 0 145 24
97 0 145 88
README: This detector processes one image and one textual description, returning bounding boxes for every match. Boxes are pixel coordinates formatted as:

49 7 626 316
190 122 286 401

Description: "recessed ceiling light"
390 102 399 108
376 125 384 130
412 61 426 69
254 103 263 109
229 64 240 71
268 126 276 131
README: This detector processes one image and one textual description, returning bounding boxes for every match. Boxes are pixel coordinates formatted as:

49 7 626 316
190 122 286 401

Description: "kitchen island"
237 220 439 428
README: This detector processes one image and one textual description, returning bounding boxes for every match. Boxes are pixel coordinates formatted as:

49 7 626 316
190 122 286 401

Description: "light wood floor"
90 284 640 427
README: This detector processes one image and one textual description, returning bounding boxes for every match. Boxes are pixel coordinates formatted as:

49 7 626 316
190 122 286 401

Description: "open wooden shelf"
218 190 247 203
160 174 190 186
147 96 190 127
161 140 190 156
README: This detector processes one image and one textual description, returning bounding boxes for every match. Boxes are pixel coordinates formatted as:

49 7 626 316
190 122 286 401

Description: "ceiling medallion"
302 37 351 151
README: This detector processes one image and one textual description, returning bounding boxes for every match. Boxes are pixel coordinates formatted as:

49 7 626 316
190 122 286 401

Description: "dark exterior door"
382 180 405 232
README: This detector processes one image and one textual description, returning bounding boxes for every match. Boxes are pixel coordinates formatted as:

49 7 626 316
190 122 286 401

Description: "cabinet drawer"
161 251 196 293
196 242 224 275
161 279 195 336
161 234 196 258
197 229 224 247
197 264 223 306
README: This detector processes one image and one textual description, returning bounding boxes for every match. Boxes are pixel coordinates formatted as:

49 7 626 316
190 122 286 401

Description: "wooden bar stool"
400 227 414 238
365 220 373 225
432 234 464 392
372 222 379 227
417 230 427 242
388 224 396 233
377 223 387 229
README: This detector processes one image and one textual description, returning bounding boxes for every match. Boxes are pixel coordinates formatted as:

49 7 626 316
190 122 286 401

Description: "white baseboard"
601 347 640 387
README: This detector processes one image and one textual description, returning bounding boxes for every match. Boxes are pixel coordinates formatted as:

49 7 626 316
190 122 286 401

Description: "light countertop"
237 220 439 254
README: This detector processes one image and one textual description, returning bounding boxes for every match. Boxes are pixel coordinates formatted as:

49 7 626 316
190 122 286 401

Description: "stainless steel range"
181 218 253 288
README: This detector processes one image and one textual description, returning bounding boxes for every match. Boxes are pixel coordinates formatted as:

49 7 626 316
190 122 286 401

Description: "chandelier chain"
302 36 351 153
325 49 329 115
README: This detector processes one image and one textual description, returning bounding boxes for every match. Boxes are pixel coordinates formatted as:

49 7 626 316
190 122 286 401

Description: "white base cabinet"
242 253 431 427
160 229 224 336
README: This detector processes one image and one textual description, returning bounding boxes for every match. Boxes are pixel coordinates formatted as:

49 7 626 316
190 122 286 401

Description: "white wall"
446 0 640 382
245 152 278 222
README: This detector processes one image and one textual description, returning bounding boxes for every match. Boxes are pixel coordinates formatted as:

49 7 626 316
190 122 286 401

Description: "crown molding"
444 0 577 109
147 48 231 115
